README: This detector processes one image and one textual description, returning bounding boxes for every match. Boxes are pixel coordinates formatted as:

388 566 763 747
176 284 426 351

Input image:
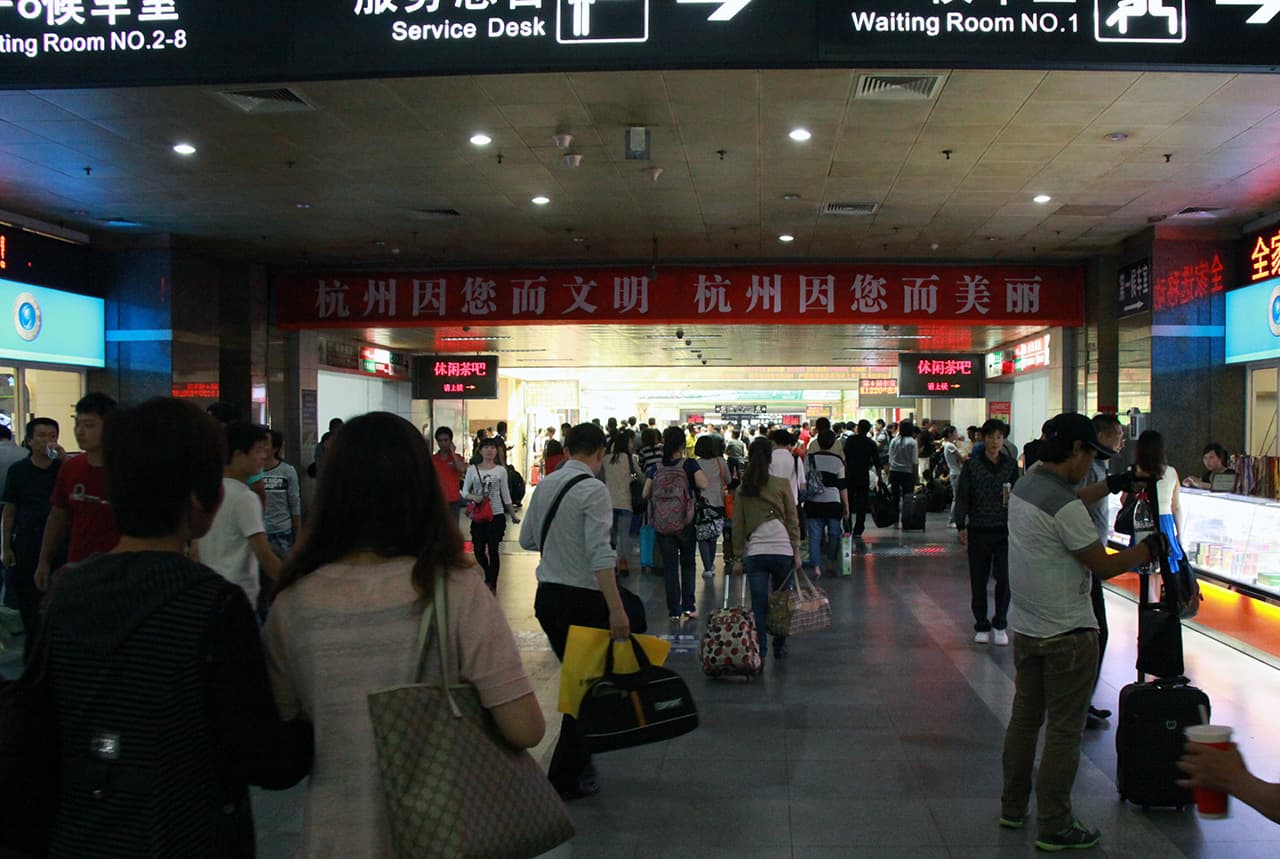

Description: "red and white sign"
989 401 1012 423
1013 333 1051 372
172 382 220 399
275 264 1085 328
859 378 898 395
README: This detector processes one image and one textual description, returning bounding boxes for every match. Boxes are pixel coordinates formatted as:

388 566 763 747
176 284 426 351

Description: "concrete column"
1091 255 1121 415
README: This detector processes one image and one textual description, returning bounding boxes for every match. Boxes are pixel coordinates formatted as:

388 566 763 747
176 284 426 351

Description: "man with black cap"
999 412 1161 852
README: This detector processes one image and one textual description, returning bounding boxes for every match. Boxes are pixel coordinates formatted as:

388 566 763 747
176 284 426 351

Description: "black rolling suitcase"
1115 475 1210 810
901 489 928 531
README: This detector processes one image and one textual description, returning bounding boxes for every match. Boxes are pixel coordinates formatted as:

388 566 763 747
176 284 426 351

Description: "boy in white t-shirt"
194 422 282 607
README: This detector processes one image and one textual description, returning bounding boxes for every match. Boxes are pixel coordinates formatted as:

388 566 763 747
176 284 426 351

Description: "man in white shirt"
768 428 805 504
942 426 965 526
194 422 281 608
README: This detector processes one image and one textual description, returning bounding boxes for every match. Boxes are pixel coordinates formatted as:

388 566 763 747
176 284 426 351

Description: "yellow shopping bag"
557 626 671 717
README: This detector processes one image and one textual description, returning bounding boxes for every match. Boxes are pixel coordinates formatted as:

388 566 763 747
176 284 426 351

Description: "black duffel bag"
870 480 898 528
577 637 698 753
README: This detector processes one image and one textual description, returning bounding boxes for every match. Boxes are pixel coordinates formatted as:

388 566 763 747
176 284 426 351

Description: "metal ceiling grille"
214 87 314 114
855 74 946 101
822 202 880 216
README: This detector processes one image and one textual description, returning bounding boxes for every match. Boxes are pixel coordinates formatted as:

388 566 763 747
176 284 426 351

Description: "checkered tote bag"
766 567 832 636
367 576 574 859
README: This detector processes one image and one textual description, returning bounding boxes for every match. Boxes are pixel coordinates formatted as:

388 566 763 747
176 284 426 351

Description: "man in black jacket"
955 419 1020 646
843 420 880 537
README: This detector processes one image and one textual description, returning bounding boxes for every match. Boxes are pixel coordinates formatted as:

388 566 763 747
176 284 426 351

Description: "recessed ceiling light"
295 202 311 209
531 195 551 206
440 335 512 342
469 133 492 146
571 236 586 243
1033 194 1052 204
1105 132 1129 142
788 128 812 142
778 233 795 243
172 142 196 156
782 193 802 201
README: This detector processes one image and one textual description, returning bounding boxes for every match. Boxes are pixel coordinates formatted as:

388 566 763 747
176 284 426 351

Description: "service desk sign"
897 353 985 398
5 1 1280 88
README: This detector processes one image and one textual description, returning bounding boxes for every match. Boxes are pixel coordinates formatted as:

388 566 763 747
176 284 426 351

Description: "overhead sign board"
5 0 1280 90
276 264 1084 328
1225 278 1280 364
898 353 985 398
412 354 499 399
1118 259 1153 318
858 378 898 396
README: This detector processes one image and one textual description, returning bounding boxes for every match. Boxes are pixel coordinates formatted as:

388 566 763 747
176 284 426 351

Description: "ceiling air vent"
855 74 946 102
1171 206 1225 219
412 208 462 220
822 202 879 216
214 87 314 114
1054 204 1120 217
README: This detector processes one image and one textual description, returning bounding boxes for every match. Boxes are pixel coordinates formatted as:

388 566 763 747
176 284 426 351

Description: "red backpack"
649 462 694 535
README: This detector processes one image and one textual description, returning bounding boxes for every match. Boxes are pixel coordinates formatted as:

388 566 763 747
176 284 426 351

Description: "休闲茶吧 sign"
275 264 1083 328
897 353 985 398
412 354 499 399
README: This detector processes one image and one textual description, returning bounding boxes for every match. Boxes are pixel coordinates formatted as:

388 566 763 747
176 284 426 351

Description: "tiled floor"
7 513 1279 857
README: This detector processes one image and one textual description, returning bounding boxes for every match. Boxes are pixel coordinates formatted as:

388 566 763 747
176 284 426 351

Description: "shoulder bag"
367 575 575 859
576 636 699 753
627 453 646 514
465 465 495 523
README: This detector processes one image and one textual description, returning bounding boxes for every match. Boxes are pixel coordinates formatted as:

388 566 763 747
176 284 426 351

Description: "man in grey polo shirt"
520 422 630 801
999 413 1160 852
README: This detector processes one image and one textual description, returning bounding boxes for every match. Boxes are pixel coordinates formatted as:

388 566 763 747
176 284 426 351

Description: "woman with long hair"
642 425 709 622
461 435 517 592
694 434 728 578
263 412 544 857
601 429 640 576
1131 429 1186 585
731 436 802 661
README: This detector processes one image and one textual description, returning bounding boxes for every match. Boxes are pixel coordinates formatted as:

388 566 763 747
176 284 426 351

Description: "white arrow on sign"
677 0 753 22
1216 0 1280 24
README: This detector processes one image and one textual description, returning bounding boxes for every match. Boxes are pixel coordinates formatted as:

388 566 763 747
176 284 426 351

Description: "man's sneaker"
1035 819 1100 852
974 630 991 644
993 629 1010 646
998 814 1026 830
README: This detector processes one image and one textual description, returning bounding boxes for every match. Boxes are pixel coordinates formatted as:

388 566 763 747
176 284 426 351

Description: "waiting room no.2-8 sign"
274 264 1084 328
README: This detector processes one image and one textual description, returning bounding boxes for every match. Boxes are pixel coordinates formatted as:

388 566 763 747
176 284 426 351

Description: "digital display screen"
0 278 103 367
412 355 498 400
897 353 985 398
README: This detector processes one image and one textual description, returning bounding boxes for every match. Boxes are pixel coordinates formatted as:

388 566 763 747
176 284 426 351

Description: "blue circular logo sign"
1271 286 1280 337
12 292 41 342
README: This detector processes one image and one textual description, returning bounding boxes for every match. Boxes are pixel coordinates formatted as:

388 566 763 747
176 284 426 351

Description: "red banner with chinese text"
274 264 1084 328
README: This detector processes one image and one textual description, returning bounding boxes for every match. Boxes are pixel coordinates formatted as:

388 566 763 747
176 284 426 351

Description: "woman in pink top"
263 412 545 857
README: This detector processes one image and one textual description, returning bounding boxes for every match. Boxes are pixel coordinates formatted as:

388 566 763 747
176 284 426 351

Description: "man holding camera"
999 413 1162 852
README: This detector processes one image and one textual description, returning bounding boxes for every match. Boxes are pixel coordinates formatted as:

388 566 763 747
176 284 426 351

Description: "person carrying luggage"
643 426 709 622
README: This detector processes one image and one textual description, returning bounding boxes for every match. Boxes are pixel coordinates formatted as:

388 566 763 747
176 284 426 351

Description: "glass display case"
1113 488 1280 600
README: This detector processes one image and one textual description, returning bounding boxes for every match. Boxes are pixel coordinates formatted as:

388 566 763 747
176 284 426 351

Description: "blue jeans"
807 516 842 571
611 509 634 565
743 554 794 656
658 523 697 615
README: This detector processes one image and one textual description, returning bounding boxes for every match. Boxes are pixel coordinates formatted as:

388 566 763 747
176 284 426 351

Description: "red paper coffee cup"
1185 725 1233 819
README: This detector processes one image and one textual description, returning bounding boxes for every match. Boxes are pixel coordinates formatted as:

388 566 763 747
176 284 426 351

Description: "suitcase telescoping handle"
723 572 749 610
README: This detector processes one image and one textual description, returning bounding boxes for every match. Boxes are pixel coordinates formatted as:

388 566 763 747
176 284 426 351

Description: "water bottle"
1133 493 1155 575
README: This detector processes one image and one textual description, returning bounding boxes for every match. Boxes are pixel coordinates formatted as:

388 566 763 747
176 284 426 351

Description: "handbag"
0 627 59 857
766 567 832 636
628 453 646 514
720 460 735 518
466 467 495 523
694 495 724 542
870 479 898 529
577 636 699 753
1114 495 1137 537
367 575 574 859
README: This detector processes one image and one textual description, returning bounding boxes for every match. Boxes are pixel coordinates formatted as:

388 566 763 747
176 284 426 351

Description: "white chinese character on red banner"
1005 275 1042 314
315 280 351 319
613 275 650 315
745 275 782 314
903 275 939 315
353 0 398 14
412 278 446 316
138 0 178 20
362 279 397 317
511 276 548 316
956 274 991 315
89 0 131 24
562 276 599 314
850 274 888 313
462 277 498 316
799 275 835 314
694 274 733 313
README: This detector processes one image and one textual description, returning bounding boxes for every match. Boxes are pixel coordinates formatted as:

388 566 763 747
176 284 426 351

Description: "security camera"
701 359 707 365
676 328 684 339
685 339 692 346
463 325 471 332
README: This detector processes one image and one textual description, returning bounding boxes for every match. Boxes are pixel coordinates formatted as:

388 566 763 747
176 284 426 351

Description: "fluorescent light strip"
440 336 512 341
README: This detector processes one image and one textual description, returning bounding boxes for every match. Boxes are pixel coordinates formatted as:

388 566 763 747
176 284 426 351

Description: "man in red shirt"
432 426 468 525
35 392 119 590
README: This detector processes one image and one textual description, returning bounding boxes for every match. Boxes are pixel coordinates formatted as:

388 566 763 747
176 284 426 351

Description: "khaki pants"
1001 628 1099 835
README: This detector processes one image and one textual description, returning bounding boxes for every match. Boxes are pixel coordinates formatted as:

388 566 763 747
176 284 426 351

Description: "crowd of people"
0 397 1273 857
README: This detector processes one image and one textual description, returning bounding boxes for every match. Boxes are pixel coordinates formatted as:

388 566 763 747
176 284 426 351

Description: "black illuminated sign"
3 0 1280 91
1118 258 1153 318
898 353 985 398
412 354 499 400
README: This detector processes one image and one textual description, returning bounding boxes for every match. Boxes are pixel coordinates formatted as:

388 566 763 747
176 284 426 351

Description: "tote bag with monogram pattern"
367 575 574 859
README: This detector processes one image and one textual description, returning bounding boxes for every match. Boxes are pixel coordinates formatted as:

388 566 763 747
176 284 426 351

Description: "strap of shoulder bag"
539 473 594 550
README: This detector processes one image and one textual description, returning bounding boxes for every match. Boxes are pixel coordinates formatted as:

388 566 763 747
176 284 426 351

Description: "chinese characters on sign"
0 0 187 59
1153 253 1224 312
276 265 1084 328
898 352 985 398
858 378 898 396
1247 228 1280 284
411 354 499 399
1118 258 1152 318
1013 333 1051 372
